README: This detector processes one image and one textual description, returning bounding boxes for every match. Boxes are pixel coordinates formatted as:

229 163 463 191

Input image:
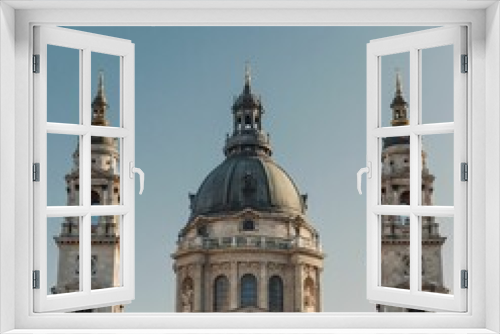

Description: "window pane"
380 52 410 128
92 52 120 128
91 215 121 290
213 275 230 312
240 274 257 308
47 45 80 124
48 217 81 295
47 133 80 206
421 134 453 206
381 215 410 290
381 136 410 205
268 275 284 312
421 45 454 124
421 216 453 295
91 137 121 205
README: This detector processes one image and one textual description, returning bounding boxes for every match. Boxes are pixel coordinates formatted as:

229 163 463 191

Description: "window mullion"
409 47 420 294
81 48 92 294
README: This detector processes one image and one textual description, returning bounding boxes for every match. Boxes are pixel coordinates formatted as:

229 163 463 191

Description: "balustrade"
178 235 321 252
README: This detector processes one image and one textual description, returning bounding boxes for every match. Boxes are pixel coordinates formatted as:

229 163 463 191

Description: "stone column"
258 261 267 310
230 261 238 310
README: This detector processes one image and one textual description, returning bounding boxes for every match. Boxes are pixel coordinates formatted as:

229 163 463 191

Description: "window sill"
4 329 497 334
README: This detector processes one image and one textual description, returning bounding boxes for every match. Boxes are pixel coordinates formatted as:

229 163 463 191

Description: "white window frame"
33 26 136 313
365 26 467 312
0 1 498 333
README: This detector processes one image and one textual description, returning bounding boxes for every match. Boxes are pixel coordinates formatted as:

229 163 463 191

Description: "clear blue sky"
46 26 455 312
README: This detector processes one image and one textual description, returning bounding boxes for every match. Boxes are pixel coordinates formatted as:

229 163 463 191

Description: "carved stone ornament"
267 262 286 271
303 264 316 277
239 261 261 273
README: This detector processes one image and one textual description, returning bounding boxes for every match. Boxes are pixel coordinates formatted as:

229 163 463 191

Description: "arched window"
213 275 230 312
240 274 257 308
268 275 284 312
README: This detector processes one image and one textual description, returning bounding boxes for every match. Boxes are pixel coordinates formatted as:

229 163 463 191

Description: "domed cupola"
190 65 307 217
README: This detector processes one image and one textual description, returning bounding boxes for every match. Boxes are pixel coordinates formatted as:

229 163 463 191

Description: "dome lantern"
225 64 272 156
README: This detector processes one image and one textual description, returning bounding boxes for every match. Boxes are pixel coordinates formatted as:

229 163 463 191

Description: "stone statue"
181 285 194 312
304 283 316 309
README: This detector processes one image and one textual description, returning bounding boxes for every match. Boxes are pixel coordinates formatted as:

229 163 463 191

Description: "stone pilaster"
258 261 267 310
230 261 238 310
193 263 203 312
316 267 322 312
294 262 303 312
175 266 181 312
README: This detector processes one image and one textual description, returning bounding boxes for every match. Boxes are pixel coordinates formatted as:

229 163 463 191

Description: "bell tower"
51 72 123 313
378 73 448 312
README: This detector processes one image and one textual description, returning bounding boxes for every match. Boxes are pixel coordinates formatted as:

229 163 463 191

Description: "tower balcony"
224 130 272 156
177 235 322 253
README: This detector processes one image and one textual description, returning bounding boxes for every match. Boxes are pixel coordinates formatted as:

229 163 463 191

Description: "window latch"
129 161 145 195
357 162 372 195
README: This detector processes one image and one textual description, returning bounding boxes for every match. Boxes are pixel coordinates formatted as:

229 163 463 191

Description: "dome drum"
224 131 272 156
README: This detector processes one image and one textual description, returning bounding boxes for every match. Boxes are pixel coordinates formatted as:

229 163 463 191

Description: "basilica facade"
172 68 324 312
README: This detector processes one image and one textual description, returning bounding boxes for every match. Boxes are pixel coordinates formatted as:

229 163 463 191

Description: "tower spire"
244 61 251 94
390 70 409 126
92 70 109 126
97 70 106 100
395 70 402 96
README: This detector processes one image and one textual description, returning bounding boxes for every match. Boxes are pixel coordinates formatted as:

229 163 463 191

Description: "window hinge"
33 163 40 182
33 54 40 73
33 270 40 289
461 162 468 181
461 270 468 289
461 54 468 73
